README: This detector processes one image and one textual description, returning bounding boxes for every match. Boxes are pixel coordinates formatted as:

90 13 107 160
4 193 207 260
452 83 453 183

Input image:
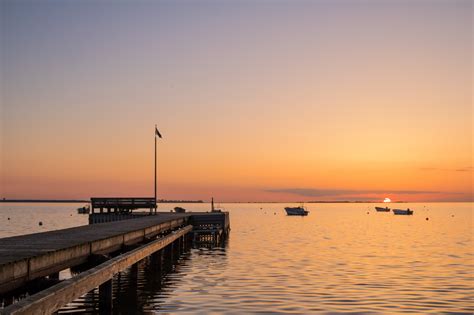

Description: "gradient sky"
1 0 472 202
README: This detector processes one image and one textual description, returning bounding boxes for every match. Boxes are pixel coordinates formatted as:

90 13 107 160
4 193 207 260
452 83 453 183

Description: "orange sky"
1 1 472 202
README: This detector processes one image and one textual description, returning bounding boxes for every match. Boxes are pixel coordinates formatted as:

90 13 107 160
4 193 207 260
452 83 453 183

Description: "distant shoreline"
0 199 89 203
1 199 470 204
0 199 204 203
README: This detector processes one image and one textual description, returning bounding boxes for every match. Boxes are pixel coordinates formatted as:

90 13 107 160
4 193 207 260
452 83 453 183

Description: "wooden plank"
1 225 193 315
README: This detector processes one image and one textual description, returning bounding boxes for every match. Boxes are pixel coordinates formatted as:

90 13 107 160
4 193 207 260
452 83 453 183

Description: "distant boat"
174 206 186 213
393 208 413 215
375 206 390 212
284 206 309 216
77 205 90 214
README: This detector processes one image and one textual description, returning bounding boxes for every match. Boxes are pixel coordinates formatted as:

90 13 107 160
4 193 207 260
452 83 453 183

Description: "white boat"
393 208 413 215
375 206 390 212
284 206 309 216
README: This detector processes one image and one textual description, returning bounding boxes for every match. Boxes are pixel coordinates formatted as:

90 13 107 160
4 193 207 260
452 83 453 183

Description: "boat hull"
375 207 390 212
393 209 413 215
285 207 309 216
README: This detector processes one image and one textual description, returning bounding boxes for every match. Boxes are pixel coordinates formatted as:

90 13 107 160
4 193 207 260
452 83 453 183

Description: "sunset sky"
1 0 472 202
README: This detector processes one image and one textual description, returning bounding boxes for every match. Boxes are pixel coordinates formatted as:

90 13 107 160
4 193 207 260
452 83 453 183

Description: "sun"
383 197 391 203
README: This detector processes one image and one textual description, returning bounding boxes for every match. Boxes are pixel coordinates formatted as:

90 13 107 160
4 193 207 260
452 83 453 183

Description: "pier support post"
130 262 138 282
188 232 193 248
173 239 180 260
151 250 162 278
177 237 182 255
99 279 113 314
126 263 139 309
163 243 173 271
170 242 175 262
181 235 186 252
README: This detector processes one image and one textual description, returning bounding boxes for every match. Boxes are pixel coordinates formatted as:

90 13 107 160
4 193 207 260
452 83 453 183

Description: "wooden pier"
0 211 230 314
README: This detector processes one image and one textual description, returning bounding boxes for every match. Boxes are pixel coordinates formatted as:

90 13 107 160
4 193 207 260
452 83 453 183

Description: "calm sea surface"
0 202 472 314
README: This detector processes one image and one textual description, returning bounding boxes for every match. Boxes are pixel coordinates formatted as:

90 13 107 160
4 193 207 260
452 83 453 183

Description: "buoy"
7 217 10 220
367 212 369 214
39 221 43 226
274 212 276 215
426 217 429 221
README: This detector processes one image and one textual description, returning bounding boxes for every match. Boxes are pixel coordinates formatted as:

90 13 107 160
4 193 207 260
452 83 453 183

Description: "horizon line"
1 199 472 204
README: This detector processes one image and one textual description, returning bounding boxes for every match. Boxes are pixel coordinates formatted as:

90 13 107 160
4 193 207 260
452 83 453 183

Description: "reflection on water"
58 245 228 314
0 202 473 313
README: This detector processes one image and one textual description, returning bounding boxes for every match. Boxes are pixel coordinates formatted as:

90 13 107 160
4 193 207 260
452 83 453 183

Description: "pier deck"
0 213 191 294
0 213 187 262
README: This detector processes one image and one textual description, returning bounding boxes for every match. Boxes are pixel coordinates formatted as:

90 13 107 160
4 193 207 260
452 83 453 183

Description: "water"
0 202 472 313
0 203 89 237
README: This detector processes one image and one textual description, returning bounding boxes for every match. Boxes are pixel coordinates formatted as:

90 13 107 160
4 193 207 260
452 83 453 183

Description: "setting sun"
383 198 391 203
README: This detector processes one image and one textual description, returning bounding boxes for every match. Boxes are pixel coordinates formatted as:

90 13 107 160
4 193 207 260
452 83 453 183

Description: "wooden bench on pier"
90 197 156 214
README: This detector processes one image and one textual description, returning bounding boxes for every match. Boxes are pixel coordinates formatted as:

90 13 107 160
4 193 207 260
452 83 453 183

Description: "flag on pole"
155 127 162 138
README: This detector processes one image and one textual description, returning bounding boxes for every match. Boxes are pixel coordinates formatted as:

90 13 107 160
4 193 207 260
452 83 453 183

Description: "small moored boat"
77 205 90 214
174 206 186 213
284 206 309 216
393 208 413 215
375 206 390 212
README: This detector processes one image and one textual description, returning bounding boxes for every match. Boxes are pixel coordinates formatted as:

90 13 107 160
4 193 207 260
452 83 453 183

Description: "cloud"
420 167 473 172
455 167 473 172
264 188 442 198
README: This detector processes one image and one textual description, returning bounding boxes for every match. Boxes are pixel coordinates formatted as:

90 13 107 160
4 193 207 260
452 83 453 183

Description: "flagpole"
154 124 157 212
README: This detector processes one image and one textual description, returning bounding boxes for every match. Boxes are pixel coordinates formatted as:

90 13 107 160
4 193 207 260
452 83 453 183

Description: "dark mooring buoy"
426 217 429 221
39 221 43 226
